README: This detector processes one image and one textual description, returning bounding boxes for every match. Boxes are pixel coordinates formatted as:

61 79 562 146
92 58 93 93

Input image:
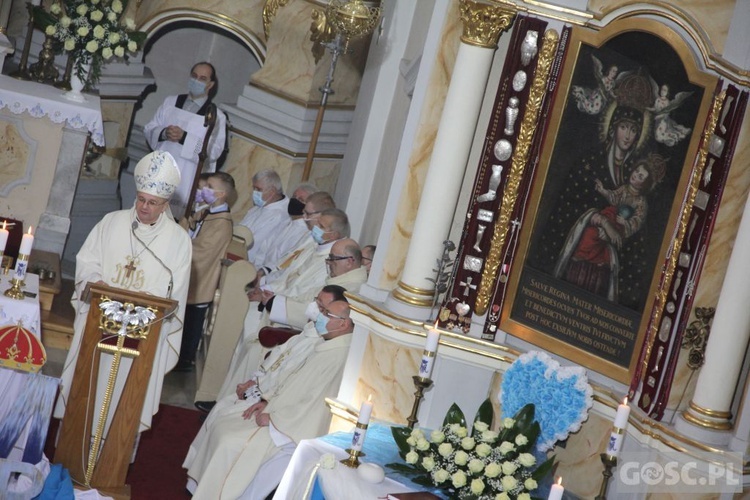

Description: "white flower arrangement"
389 400 554 499
500 351 593 452
33 0 146 87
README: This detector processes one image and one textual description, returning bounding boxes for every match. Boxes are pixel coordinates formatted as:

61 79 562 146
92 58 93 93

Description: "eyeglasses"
322 309 347 320
326 254 351 262
136 196 167 208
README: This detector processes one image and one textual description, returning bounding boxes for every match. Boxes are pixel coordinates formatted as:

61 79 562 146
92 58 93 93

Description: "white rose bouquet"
32 0 146 87
389 400 554 499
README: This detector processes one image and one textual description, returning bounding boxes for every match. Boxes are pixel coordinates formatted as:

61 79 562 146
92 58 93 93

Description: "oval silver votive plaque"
512 70 527 92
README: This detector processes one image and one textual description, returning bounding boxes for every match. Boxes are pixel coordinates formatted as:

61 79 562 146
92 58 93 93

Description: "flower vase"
64 61 89 102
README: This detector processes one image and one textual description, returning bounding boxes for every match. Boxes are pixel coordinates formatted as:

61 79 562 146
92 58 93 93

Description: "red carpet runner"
46 404 203 499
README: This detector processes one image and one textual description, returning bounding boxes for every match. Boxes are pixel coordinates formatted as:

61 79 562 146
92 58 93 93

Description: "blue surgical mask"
201 187 217 204
311 225 327 244
253 190 266 208
188 77 207 97
314 313 329 335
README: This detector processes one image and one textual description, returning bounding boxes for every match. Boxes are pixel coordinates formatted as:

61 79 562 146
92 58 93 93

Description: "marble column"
386 0 515 316
678 192 750 443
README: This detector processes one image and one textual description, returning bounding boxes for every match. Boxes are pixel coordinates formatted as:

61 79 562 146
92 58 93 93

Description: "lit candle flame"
367 394 372 402
1 221 5 231
557 477 563 486
27 226 33 235
623 396 629 406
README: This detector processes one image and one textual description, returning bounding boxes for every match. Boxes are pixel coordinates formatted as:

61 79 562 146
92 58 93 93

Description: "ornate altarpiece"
439 15 747 420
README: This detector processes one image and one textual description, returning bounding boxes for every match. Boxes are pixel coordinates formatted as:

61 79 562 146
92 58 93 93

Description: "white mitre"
134 151 181 199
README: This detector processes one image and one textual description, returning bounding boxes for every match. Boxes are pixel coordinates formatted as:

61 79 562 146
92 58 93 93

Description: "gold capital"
459 0 517 49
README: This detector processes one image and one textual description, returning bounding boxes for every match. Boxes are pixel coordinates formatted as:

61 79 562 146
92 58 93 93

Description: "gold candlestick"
595 453 618 500
407 375 433 429
4 252 29 299
340 421 368 468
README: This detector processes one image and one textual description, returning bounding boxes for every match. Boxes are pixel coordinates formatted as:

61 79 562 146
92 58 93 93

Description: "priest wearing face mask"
175 172 237 372
251 182 318 273
183 292 354 500
219 208 350 397
267 237 367 330
54 151 192 438
143 61 227 218
238 169 291 267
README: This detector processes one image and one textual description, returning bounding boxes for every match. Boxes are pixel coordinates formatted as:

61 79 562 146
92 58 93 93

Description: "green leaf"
391 426 412 457
532 455 556 482
473 398 494 427
385 462 422 475
30 5 57 29
513 403 536 431
518 422 541 453
443 403 466 426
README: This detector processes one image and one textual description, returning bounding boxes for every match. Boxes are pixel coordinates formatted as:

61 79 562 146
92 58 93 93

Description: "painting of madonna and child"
505 26 716 380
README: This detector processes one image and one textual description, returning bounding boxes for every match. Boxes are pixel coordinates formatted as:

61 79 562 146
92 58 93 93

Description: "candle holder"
340 447 365 468
10 4 36 81
595 453 618 500
407 375 433 429
341 421 369 468
4 253 29 300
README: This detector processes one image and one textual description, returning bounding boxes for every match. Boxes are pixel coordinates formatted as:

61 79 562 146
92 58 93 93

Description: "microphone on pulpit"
131 221 174 299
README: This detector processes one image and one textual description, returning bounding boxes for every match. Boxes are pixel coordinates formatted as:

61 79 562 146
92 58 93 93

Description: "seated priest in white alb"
183 298 355 500
239 169 291 267
216 238 366 400
224 207 350 391
54 151 192 441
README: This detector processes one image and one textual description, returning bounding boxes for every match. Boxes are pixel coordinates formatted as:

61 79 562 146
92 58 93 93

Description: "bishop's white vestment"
54 208 192 434
183 330 352 500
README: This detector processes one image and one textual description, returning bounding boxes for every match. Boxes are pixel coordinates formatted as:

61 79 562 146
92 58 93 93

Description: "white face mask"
305 301 320 322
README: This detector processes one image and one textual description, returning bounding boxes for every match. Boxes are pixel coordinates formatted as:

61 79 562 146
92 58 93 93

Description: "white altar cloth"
0 75 104 146
0 272 41 336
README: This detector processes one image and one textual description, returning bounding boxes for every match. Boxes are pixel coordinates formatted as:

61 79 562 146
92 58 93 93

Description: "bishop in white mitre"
54 151 192 442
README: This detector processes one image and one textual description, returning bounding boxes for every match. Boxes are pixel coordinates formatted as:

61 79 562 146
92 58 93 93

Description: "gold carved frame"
500 18 718 383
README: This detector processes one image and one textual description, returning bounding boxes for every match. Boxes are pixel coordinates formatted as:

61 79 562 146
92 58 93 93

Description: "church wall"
377 2 461 291
135 0 266 41
588 0 735 56
0 110 63 230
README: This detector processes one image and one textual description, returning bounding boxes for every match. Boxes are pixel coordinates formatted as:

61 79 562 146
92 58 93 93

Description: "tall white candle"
418 327 440 379
357 397 373 425
548 477 564 500
0 221 8 254
606 397 631 458
19 227 33 255
351 396 373 452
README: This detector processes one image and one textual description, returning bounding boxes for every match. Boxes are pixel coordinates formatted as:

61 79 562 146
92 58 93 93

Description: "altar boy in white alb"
54 151 192 436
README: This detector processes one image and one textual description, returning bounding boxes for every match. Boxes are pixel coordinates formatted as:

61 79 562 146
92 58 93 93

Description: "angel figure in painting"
649 83 693 146
554 153 666 301
571 56 620 115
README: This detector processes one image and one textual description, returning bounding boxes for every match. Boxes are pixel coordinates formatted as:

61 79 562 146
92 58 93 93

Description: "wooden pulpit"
54 283 177 498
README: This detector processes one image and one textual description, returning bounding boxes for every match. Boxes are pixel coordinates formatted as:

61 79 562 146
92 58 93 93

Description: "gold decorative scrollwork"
309 8 334 64
475 29 560 316
263 0 290 40
639 92 724 375
459 0 517 49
